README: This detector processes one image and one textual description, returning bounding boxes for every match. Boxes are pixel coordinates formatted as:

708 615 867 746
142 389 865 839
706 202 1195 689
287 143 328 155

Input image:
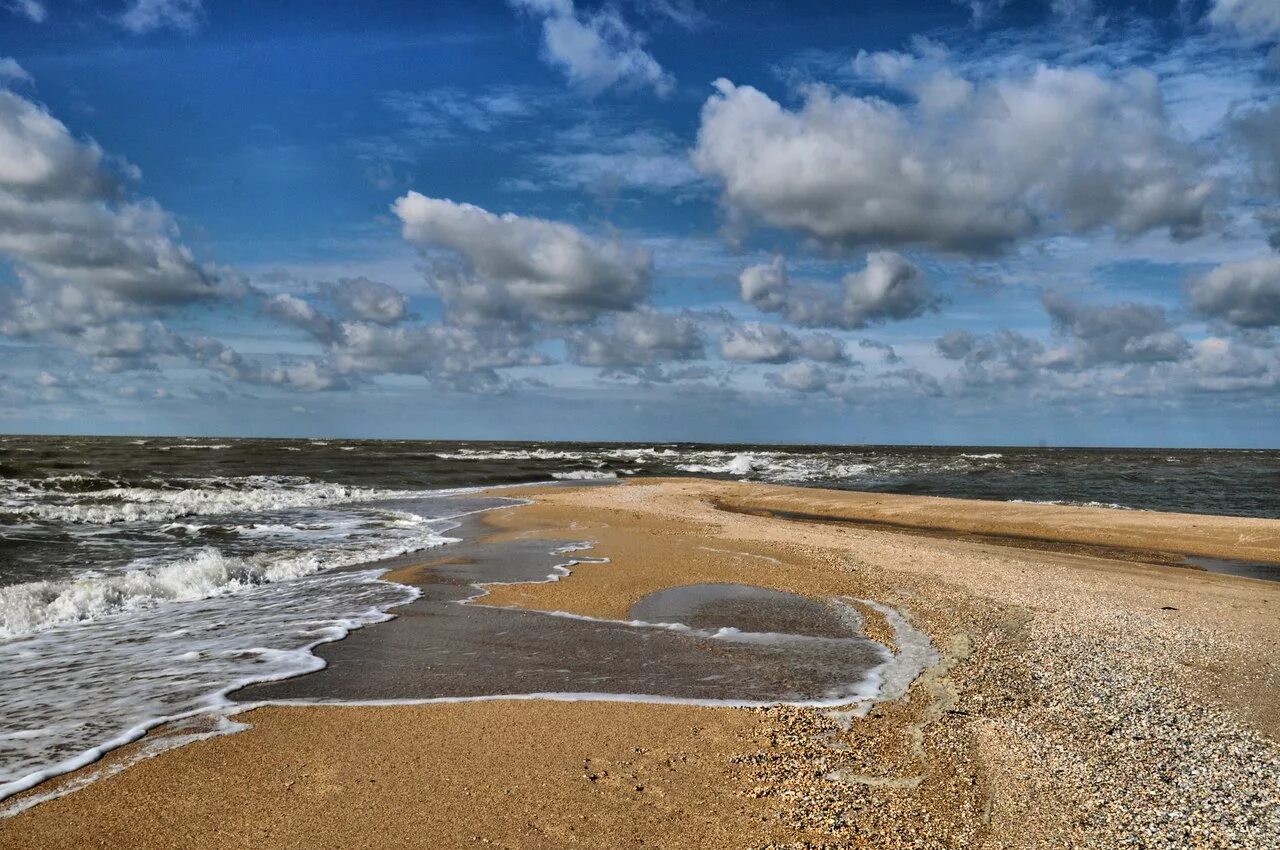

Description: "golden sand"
4 479 1278 849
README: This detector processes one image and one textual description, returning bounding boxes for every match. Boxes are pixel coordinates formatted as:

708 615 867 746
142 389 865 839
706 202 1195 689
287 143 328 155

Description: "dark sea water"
1 434 1277 810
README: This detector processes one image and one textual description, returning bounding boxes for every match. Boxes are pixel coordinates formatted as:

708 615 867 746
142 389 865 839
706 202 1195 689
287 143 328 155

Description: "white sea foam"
0 568 419 806
0 473 534 812
0 521 451 639
422 445 1012 489
254 684 887 712
825 599 940 729
551 470 618 480
1008 498 1133 510
3 476 424 525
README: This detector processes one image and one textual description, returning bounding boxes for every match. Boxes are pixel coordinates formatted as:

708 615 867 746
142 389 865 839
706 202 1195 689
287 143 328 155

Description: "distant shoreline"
7 431 1280 452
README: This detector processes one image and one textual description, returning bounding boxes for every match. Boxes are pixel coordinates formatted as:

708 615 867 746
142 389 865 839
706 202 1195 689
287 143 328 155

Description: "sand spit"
3 479 1279 849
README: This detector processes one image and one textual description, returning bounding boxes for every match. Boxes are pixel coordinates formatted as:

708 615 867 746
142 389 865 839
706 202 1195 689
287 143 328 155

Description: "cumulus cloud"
0 87 228 306
1190 256 1280 328
765 361 850 394
508 0 674 96
69 321 169 373
120 0 204 34
1042 292 1190 366
1209 0 1280 43
694 67 1214 254
719 322 847 364
392 192 651 325
719 322 795 364
858 338 903 364
936 328 1049 387
262 293 341 343
1179 334 1280 393
3 1 45 23
0 77 248 382
841 252 937 326
566 308 703 368
738 253 936 329
0 75 276 390
1231 101 1280 194
182 334 350 391
798 332 849 363
936 329 978 360
328 322 541 393
324 277 409 325
738 255 789 313
257 286 537 392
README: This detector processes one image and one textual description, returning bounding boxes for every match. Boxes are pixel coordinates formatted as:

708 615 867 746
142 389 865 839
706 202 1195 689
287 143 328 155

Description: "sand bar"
3 479 1278 849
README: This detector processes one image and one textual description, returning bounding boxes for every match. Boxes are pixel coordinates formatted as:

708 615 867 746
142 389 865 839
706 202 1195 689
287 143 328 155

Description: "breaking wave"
1 475 422 525
0 522 451 639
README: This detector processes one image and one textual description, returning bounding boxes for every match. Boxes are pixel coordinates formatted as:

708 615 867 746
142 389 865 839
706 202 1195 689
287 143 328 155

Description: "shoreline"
4 479 1279 848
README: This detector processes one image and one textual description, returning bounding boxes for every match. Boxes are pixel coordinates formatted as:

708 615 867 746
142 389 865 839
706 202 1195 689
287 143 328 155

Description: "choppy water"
0 434 1277 808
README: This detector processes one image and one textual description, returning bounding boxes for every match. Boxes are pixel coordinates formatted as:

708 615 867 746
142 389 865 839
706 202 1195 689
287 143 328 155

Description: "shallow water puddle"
235 506 893 707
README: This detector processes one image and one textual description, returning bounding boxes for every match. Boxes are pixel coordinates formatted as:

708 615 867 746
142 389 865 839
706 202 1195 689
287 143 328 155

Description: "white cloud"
953 0 1098 27
632 0 705 30
719 322 848 364
842 252 937 327
262 293 340 343
328 322 540 393
1231 101 1280 194
738 252 937 329
1042 292 1190 366
3 1 45 23
392 192 651 325
738 255 789 313
858 338 903 364
0 76 257 384
508 0 674 96
380 87 536 140
324 277 409 325
1179 335 1280 393
566 308 703 368
530 125 702 196
120 0 204 34
183 335 350 391
354 86 547 186
1190 255 1280 328
257 287 541 393
694 67 1215 254
0 87 231 310
0 59 32 84
765 361 850 395
935 328 1050 388
720 322 799 364
1209 0 1280 43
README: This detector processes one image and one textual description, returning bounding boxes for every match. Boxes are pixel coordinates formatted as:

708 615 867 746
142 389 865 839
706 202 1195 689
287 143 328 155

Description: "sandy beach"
4 478 1279 849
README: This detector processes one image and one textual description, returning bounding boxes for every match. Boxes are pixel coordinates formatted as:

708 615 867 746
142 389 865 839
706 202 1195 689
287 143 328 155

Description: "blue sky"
1 0 1279 446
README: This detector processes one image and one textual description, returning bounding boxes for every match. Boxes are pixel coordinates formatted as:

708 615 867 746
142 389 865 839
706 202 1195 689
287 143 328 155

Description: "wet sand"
4 479 1279 849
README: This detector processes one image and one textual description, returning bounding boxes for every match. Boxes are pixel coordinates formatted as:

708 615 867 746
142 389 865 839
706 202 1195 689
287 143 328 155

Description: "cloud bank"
694 66 1213 254
392 191 652 326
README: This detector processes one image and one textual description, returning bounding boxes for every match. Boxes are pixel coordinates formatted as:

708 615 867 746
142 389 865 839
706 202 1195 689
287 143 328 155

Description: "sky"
1 0 1279 446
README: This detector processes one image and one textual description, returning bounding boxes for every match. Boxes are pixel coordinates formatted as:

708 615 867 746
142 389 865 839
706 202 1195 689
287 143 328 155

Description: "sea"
2 435 1278 809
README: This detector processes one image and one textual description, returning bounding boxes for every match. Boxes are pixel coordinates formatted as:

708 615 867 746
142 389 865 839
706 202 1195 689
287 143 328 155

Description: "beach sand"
4 479 1279 848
